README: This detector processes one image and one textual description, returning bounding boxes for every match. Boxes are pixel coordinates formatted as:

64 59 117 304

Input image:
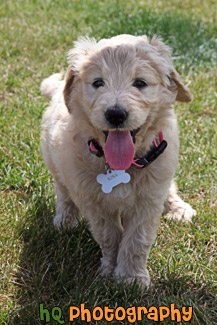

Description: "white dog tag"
97 169 131 194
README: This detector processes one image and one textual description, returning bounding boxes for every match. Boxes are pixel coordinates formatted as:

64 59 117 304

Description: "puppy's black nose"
105 106 128 126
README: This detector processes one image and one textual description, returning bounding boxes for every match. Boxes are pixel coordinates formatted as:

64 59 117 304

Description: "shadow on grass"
7 193 100 324
7 193 216 325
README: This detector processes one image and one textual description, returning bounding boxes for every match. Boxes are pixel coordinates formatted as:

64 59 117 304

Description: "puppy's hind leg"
164 180 196 222
54 180 81 229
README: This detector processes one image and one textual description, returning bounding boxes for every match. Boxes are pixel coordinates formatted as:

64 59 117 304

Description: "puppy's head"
64 34 192 170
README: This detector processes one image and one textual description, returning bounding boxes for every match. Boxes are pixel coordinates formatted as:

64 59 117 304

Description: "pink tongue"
104 131 135 170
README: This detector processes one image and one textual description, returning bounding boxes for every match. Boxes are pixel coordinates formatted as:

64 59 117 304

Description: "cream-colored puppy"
41 34 196 287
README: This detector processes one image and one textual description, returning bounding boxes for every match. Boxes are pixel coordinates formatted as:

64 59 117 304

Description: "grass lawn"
0 0 216 324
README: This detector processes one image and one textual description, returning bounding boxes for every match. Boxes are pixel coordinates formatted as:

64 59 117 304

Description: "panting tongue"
104 130 135 170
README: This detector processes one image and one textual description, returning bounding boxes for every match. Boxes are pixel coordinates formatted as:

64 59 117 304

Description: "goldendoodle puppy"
41 34 196 287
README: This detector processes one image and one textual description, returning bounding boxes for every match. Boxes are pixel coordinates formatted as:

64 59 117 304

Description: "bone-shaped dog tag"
97 169 131 194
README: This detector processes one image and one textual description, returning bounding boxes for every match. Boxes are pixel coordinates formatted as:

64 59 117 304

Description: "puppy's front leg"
85 209 123 277
114 207 161 288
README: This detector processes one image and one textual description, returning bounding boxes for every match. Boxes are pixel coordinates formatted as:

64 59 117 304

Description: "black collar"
88 132 167 169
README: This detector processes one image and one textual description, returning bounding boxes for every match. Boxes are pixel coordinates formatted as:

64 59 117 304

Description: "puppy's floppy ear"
63 68 75 112
150 36 193 103
169 70 193 102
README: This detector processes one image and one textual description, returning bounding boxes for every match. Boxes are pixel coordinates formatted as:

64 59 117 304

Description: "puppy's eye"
92 79 105 89
133 79 147 89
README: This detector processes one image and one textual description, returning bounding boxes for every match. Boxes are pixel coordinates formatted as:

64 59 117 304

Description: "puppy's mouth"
102 128 140 170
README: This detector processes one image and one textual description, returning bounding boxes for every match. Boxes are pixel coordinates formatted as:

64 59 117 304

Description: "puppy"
41 34 196 287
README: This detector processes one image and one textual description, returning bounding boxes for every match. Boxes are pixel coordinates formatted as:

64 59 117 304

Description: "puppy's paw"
165 200 196 222
114 268 151 289
53 213 79 229
124 276 152 289
99 258 115 278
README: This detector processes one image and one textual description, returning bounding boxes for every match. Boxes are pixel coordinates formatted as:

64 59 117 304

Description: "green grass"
0 0 216 324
